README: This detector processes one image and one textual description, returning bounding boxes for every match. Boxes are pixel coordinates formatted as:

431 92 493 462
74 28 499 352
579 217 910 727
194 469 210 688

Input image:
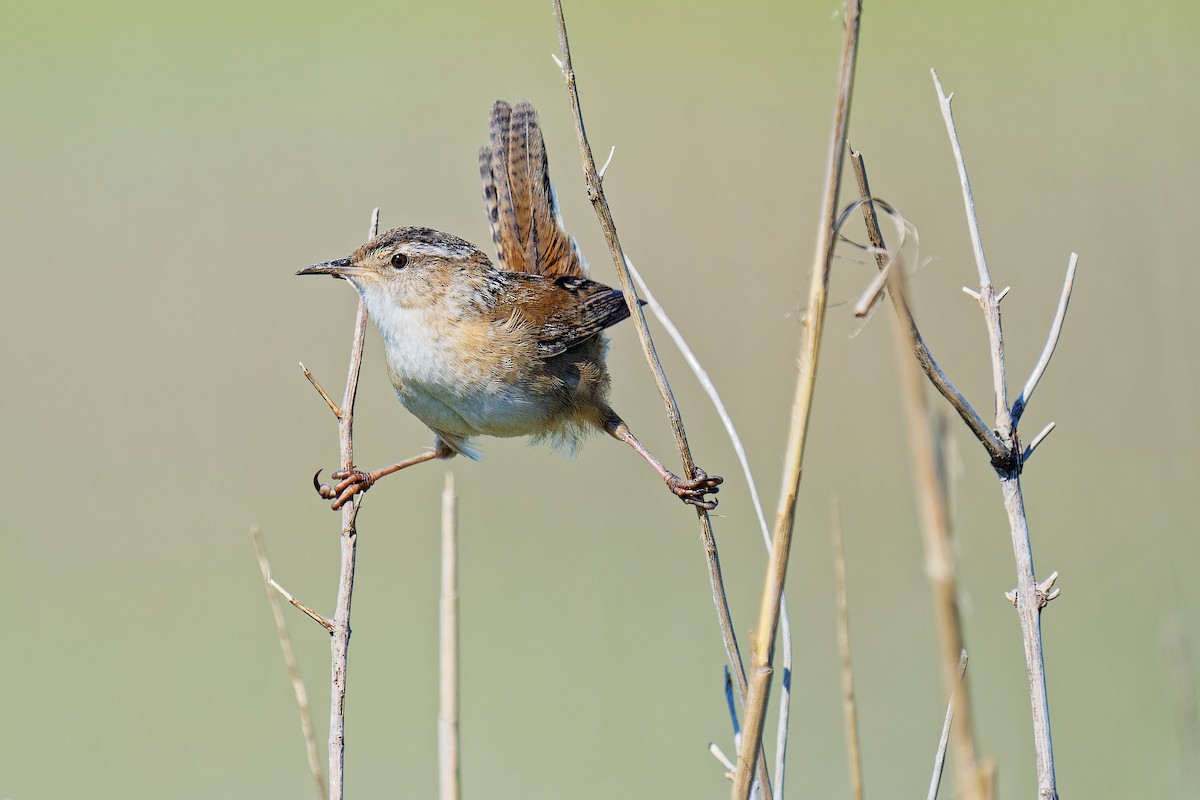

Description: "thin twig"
302 363 342 419
849 157 985 794
252 526 328 800
627 260 794 795
932 70 1011 437
885 249 985 800
831 499 864 800
932 71 1061 800
1022 422 1056 463
439 473 460 800
550 5 766 797
1011 253 1078 422
732 3 862 798
325 208 378 800
271 577 335 633
847 149 1005 463
927 651 969 800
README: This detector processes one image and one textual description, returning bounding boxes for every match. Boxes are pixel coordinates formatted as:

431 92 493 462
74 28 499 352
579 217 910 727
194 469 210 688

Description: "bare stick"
853 149 985 799
1011 253 1078 423
927 651 969 800
831 499 864 800
550 5 767 796
847 149 1005 463
302 363 342 419
252 526 328 800
627 260 794 794
932 71 1061 800
271 577 335 633
324 207 378 800
886 253 985 800
931 71 1010 431
732 3 862 798
1022 422 1056 463
439 473 460 800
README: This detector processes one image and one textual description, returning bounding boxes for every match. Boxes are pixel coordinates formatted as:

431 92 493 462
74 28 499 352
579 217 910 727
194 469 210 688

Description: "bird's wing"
480 100 586 278
522 275 639 359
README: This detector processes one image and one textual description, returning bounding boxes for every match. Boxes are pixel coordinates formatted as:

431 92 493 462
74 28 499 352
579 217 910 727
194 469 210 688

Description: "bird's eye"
391 252 409 269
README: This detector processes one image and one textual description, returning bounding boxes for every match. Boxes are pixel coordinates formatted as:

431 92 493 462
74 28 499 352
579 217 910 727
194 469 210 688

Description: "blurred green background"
2 0 1196 797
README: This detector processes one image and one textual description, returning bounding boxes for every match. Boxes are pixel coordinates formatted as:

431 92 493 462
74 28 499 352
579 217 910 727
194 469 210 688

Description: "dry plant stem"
252 526 328 800
628 261 794 795
932 71 1062 800
271 577 335 633
550 4 767 796
731 3 861 798
831 500 864 800
887 263 985 800
927 651 969 800
1012 254 1078 425
439 474 461 800
847 149 1003 462
854 147 986 797
319 208 378 800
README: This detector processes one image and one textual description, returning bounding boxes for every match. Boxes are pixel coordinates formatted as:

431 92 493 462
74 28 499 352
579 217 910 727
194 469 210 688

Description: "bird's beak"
296 258 362 279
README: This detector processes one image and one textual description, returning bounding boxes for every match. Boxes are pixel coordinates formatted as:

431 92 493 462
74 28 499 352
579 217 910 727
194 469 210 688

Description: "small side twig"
927 650 969 800
732 3 862 798
831 499 864 800
251 526 328 800
439 473 460 800
302 363 342 419
1012 253 1078 423
270 576 335 633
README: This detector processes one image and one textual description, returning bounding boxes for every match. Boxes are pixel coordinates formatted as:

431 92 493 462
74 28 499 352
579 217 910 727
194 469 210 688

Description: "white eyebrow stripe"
401 242 475 258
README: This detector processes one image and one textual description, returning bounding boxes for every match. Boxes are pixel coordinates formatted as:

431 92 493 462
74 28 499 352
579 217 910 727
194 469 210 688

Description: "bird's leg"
315 438 457 510
603 416 722 509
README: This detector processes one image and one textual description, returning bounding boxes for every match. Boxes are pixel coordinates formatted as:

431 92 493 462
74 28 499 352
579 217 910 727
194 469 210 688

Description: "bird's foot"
313 468 376 510
665 468 723 510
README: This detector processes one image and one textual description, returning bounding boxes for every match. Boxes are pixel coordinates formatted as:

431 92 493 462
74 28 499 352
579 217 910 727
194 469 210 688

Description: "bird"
297 99 721 510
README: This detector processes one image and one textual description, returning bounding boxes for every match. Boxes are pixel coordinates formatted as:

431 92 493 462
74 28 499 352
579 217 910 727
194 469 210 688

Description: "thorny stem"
931 70 1064 800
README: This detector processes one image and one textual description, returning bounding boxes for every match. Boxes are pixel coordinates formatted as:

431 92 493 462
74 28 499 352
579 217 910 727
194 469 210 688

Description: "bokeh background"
2 1 1196 797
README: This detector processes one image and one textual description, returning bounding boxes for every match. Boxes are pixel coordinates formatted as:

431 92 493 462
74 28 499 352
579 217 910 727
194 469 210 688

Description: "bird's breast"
366 298 549 438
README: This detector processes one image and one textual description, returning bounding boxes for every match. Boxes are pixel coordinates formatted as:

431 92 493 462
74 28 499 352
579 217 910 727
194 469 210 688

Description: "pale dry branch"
831 499 864 800
1012 253 1078 423
1022 422 1056 463
550 4 767 796
252 526 328 800
270 577 335 633
932 70 1062 800
847 150 1004 462
732 3 862 798
927 650 969 800
439 473 461 800
628 260 794 793
302 362 342 419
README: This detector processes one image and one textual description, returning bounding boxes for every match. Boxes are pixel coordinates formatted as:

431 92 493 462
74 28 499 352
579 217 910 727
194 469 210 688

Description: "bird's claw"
312 468 376 510
666 468 723 510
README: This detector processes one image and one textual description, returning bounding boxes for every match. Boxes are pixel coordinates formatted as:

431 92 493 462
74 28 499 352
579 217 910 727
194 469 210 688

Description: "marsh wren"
298 100 721 510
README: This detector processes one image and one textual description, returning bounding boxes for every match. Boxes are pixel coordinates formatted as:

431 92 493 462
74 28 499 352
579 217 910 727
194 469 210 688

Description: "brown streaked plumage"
298 101 721 511
480 100 585 278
